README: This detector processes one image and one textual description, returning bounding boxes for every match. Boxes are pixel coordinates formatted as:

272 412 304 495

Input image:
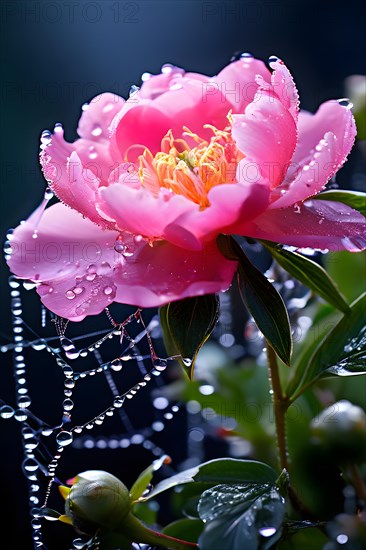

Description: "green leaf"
141 458 278 502
159 294 220 379
313 190 366 217
198 483 285 550
217 235 292 365
130 455 170 503
293 292 366 394
262 241 350 313
163 518 204 543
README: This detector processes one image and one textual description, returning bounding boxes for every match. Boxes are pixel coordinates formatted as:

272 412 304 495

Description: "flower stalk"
266 343 316 520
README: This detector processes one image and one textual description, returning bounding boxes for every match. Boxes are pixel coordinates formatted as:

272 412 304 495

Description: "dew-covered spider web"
0 239 314 550
0 273 200 550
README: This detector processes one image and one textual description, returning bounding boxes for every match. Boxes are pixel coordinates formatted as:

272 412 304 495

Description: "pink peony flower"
7 56 366 321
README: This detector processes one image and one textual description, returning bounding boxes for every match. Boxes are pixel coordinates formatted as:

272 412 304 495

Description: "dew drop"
14 409 28 422
40 130 52 145
65 290 76 300
54 122 63 133
73 539 86 549
338 98 353 109
103 286 114 296
44 187 54 200
62 398 74 411
129 85 140 96
73 286 84 295
268 55 280 68
102 102 115 113
56 431 73 447
91 125 102 137
110 359 123 372
0 405 14 419
259 527 277 537
161 63 174 74
182 357 192 367
113 397 125 408
18 395 31 408
153 358 168 371
22 457 39 474
241 52 253 58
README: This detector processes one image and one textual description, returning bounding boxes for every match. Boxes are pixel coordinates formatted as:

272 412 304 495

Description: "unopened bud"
310 400 366 463
62 470 131 534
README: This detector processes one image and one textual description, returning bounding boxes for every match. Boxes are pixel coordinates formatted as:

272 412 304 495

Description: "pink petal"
242 199 366 251
114 239 237 309
7 202 119 282
269 57 299 123
138 66 186 99
7 203 237 320
42 143 114 229
164 182 270 249
271 101 356 208
232 91 297 188
212 57 271 114
77 92 125 141
113 79 232 161
97 183 198 239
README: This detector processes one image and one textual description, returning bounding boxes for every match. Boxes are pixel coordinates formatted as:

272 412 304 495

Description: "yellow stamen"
138 125 243 207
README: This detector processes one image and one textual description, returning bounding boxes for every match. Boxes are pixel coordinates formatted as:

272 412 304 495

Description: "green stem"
121 512 198 549
267 344 317 520
267 344 289 472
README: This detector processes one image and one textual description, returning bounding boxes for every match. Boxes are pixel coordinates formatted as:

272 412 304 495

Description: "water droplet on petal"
129 85 140 96
73 286 84 295
89 146 98 160
338 98 353 109
103 286 114 296
44 187 54 200
141 72 151 81
41 130 52 145
54 122 63 133
268 55 280 68
91 125 102 137
65 290 76 300
241 52 253 58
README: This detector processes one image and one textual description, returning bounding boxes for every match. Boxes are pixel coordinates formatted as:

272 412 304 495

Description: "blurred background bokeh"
1 1 365 548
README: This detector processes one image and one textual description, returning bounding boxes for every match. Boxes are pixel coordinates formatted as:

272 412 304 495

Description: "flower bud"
310 400 366 463
62 470 131 534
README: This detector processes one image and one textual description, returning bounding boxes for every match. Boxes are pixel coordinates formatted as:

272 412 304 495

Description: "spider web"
0 275 189 550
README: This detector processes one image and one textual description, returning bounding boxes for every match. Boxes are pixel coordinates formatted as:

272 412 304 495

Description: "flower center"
138 124 243 207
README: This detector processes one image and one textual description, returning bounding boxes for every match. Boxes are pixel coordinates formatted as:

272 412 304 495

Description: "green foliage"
262 241 350 313
129 454 170 502
159 294 220 379
290 292 366 396
198 484 285 550
217 234 292 365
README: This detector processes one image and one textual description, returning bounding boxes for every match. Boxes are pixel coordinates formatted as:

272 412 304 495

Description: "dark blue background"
1 1 365 548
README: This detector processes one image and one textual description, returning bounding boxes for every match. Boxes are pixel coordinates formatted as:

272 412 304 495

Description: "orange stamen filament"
138 125 243 207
